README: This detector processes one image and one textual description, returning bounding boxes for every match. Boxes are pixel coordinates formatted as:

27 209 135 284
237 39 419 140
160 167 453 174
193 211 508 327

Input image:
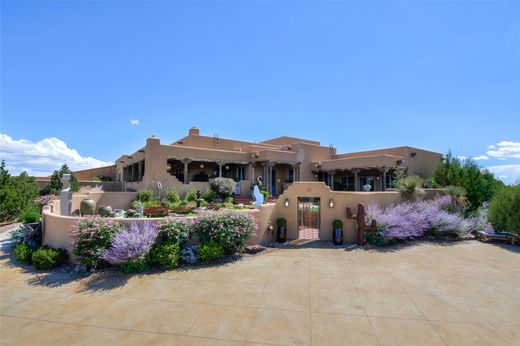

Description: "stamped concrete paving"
1 241 519 345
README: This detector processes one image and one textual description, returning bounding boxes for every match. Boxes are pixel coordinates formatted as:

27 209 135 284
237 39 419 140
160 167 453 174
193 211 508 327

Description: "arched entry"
297 197 320 240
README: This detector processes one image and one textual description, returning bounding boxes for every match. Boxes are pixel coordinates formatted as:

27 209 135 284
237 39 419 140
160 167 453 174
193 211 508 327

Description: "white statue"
253 185 264 207
60 174 72 216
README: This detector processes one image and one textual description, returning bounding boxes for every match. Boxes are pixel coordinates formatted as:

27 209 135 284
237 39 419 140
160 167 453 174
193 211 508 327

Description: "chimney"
189 127 200 136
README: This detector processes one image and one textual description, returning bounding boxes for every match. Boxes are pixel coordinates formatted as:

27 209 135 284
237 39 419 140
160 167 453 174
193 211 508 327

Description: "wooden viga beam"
346 203 377 246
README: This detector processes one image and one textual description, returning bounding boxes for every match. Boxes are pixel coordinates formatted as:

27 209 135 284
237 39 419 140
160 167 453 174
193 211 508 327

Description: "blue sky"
1 1 519 183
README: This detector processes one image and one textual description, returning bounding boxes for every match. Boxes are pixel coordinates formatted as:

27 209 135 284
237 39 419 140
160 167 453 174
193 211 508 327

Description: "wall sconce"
329 199 334 208
200 163 204 168
225 165 230 170
284 198 290 207
376 176 380 181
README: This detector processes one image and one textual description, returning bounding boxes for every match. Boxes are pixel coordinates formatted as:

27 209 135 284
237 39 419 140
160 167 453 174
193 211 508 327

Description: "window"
236 166 245 181
287 169 294 183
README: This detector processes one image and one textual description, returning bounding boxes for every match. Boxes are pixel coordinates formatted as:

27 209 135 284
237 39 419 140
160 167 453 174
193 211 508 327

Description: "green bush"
21 205 40 223
149 242 180 269
396 176 425 200
165 188 180 203
209 178 236 199
184 188 197 202
72 217 122 268
0 161 39 222
365 226 388 246
130 200 161 209
488 184 520 236
203 187 217 202
332 219 343 228
137 189 154 202
13 243 34 264
432 151 503 211
121 258 150 273
198 242 224 262
31 247 67 270
45 164 79 195
158 218 195 246
276 218 287 227
224 196 234 204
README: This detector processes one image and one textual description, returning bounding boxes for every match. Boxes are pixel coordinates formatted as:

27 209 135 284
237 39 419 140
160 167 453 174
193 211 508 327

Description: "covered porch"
314 154 405 191
256 161 301 197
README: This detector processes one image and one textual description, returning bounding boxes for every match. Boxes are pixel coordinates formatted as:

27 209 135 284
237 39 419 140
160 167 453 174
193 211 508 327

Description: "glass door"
297 197 320 239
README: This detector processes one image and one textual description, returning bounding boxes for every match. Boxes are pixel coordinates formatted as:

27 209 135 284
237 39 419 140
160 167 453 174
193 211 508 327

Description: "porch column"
182 159 191 184
352 169 361 191
382 167 389 191
330 171 335 191
137 161 142 182
218 161 223 177
268 163 273 196
249 163 254 184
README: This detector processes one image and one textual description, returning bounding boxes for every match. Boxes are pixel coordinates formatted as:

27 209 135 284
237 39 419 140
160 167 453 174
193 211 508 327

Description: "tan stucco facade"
108 127 442 197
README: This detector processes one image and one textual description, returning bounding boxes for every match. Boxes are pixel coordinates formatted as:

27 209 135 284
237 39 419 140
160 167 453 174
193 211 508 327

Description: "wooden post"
346 203 377 246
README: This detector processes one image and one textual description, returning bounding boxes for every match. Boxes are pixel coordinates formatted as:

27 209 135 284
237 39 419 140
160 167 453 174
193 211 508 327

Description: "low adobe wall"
266 182 444 243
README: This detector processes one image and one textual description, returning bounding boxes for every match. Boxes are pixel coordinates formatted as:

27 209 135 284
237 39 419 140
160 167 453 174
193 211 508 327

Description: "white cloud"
130 119 140 125
486 164 520 185
486 141 520 159
473 155 489 161
0 134 113 176
487 145 495 149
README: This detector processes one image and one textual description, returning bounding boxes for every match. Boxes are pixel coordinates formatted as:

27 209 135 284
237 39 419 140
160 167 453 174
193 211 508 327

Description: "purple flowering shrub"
367 195 478 242
72 217 122 268
34 194 57 209
101 221 159 266
158 217 195 246
194 211 257 254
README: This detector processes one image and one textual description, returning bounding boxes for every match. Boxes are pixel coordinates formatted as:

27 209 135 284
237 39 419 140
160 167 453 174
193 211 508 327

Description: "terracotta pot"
99 205 113 217
80 199 96 216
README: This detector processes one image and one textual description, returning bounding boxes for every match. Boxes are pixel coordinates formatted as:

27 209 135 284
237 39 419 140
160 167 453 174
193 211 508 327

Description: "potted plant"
276 218 287 243
98 205 113 217
332 219 343 245
22 206 41 231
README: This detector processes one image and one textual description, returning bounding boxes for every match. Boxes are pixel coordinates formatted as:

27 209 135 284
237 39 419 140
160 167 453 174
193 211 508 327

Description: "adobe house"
97 127 442 196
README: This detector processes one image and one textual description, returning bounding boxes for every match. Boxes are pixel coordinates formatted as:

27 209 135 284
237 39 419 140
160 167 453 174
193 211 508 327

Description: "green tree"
46 164 79 194
431 151 503 211
488 184 520 236
0 161 39 222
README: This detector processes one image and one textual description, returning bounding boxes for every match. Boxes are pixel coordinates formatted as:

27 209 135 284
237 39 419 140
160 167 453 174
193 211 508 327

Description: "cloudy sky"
1 1 519 184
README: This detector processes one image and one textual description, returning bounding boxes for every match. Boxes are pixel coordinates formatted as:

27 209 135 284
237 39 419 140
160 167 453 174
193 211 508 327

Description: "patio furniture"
476 231 518 245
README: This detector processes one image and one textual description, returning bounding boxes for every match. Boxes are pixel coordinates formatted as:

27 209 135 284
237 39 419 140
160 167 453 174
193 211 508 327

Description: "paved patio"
1 241 519 345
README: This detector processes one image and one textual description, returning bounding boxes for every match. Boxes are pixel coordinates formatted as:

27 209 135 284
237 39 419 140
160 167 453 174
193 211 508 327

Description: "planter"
110 209 125 218
333 227 343 245
80 199 96 216
99 205 113 217
26 221 41 232
277 226 287 243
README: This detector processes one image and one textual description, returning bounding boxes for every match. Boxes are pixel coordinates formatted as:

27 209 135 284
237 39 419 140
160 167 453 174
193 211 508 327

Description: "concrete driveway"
1 241 519 345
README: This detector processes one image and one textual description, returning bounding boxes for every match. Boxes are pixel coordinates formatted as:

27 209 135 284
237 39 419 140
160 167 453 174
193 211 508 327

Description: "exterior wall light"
284 198 290 207
329 199 334 208
200 163 204 168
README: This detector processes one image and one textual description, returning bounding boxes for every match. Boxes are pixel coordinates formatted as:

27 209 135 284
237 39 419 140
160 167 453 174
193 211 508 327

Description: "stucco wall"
267 182 445 243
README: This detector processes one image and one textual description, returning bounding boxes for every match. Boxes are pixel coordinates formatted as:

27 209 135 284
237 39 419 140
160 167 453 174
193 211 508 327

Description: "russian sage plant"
101 221 159 265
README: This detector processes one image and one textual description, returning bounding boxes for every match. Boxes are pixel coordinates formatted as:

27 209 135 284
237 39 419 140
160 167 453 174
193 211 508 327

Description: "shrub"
72 217 122 268
224 196 234 204
137 189 154 202
165 188 180 203
209 178 236 199
184 188 197 202
488 184 520 236
366 226 387 246
169 204 195 214
10 224 34 246
276 218 287 227
180 245 198 264
194 211 256 254
0 161 39 222
198 242 224 262
432 152 503 211
332 219 343 228
34 194 56 209
396 176 425 200
13 243 34 264
158 218 195 246
149 242 180 269
121 258 150 273
101 222 159 270
366 195 474 242
31 247 67 270
203 187 216 202
21 205 40 223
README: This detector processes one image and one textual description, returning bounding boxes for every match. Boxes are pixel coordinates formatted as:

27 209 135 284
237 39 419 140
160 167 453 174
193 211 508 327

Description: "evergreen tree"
47 164 79 194
0 161 39 222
